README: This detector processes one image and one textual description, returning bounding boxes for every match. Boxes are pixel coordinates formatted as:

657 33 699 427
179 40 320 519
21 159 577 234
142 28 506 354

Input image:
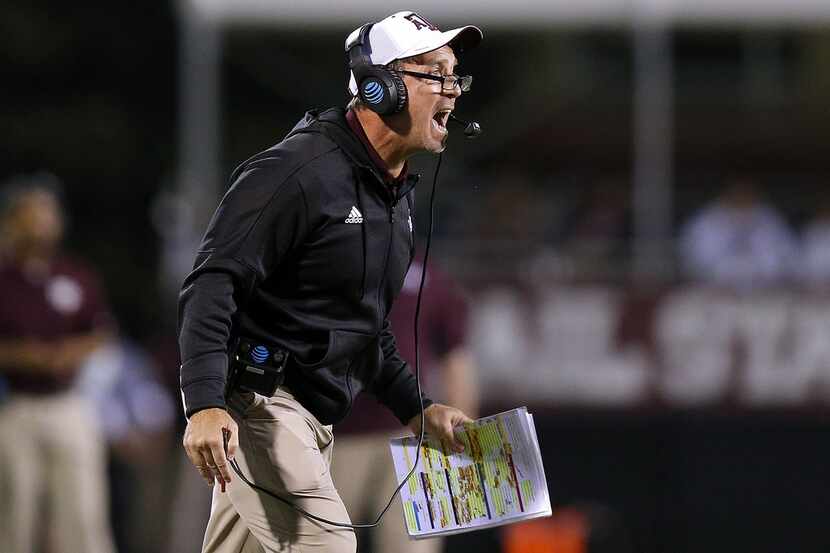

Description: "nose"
444 84 462 99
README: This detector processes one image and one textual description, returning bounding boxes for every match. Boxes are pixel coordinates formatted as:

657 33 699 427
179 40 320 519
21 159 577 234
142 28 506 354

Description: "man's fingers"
193 450 217 486
417 405 474 453
183 438 214 486
182 408 237 488
445 409 473 453
185 437 222 486
451 430 466 453
448 408 474 427
442 421 466 453
224 427 239 460
207 438 233 485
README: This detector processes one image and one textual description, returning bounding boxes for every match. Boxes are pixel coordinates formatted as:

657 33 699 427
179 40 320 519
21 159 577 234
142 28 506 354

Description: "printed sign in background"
468 285 830 411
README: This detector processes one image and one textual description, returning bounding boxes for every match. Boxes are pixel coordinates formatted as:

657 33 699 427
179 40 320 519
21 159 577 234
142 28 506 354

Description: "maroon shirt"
336 255 469 434
0 256 110 394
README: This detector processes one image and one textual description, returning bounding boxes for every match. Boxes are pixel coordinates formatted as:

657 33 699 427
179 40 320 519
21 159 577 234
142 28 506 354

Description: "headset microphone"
449 113 482 138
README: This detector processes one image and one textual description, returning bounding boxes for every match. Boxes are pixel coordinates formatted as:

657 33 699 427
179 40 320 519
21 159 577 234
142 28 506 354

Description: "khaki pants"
330 433 442 553
202 389 356 553
0 391 115 553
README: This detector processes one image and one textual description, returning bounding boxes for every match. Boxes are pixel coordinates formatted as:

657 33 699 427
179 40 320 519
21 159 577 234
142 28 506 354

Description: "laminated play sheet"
389 407 551 538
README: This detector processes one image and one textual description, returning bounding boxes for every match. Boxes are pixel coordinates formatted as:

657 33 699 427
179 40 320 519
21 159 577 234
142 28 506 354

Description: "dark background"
2 2 829 552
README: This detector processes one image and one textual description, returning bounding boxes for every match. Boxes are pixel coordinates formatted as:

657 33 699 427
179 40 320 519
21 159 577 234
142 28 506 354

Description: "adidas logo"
345 206 363 224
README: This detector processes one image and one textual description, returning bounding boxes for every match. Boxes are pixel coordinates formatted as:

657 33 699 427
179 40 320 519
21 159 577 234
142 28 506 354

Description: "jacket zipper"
377 197 398 330
341 178 399 415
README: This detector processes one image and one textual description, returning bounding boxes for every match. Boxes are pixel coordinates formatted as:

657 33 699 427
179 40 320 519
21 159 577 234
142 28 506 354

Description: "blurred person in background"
78 337 177 553
799 195 830 289
178 11 482 553
559 178 632 278
0 174 116 553
470 172 553 279
679 176 798 289
331 254 478 553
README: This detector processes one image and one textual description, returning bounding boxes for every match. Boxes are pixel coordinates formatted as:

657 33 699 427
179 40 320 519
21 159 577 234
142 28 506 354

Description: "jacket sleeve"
177 162 309 418
370 319 433 425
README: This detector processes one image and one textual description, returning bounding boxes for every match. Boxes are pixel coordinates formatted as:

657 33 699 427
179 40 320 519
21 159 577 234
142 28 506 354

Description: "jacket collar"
290 108 419 199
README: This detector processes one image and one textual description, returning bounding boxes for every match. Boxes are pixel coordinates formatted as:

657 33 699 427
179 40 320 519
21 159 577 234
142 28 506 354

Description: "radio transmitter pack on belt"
226 338 290 398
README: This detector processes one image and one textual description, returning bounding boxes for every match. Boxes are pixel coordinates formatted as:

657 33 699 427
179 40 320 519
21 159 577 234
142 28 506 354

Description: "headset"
347 23 409 116
347 23 483 139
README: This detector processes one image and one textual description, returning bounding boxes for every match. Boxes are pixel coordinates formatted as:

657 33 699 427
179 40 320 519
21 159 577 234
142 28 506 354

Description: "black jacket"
178 107 431 425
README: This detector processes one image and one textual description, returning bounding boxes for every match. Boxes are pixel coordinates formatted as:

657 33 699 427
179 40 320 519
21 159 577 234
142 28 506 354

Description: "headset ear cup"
390 72 408 114
358 75 388 112
358 68 408 116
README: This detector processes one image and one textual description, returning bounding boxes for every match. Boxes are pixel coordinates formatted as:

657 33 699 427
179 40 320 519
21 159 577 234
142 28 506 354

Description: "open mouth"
432 109 451 133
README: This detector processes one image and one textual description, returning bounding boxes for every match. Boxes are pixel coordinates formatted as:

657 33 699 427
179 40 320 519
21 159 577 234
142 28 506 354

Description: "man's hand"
183 408 239 491
407 403 473 453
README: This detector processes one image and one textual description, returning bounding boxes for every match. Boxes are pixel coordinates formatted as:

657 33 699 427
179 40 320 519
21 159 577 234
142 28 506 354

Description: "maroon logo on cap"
404 13 439 32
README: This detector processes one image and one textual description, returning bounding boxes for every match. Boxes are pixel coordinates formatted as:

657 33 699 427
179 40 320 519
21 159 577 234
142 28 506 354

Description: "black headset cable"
226 153 444 529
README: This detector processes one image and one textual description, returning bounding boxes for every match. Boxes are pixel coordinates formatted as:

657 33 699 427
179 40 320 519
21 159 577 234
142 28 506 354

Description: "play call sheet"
389 407 552 538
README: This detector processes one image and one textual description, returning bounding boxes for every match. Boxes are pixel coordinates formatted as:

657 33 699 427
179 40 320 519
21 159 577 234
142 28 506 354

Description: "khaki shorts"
201 388 356 553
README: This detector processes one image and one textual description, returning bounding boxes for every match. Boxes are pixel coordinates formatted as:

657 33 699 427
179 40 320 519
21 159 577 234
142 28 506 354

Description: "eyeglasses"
397 70 473 93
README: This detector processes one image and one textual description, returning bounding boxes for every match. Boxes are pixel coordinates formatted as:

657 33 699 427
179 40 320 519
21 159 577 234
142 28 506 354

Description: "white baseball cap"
346 11 483 95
